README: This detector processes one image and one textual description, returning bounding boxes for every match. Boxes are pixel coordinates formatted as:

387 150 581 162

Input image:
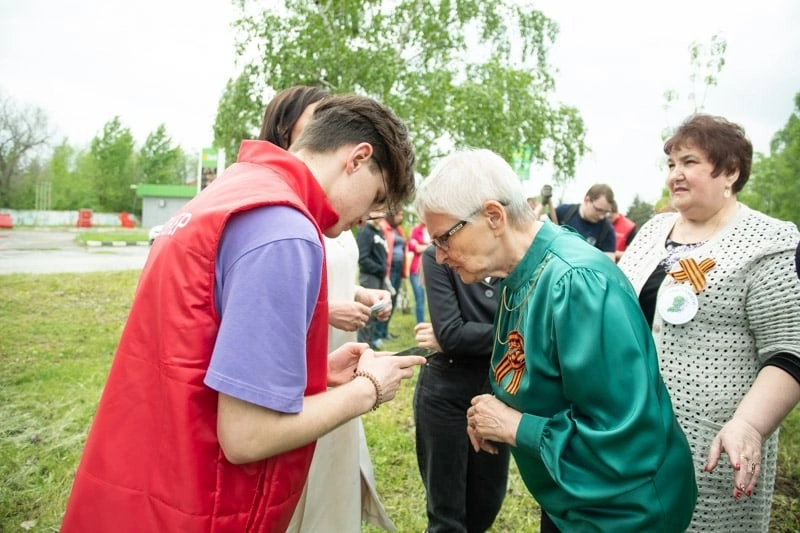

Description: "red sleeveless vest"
613 214 636 252
62 141 339 532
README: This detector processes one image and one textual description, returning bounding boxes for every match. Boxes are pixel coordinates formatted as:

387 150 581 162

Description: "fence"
0 209 140 228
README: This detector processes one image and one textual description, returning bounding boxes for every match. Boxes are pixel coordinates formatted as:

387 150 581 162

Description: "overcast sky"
1 0 799 210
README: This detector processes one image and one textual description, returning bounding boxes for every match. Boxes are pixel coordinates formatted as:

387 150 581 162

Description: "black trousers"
413 356 510 533
540 510 561 533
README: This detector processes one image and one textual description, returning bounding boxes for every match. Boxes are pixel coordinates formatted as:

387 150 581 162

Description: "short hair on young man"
663 113 753 193
259 85 330 149
585 184 615 203
291 94 417 213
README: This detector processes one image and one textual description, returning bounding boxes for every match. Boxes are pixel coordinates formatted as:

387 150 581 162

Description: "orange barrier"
119 212 135 228
77 209 92 228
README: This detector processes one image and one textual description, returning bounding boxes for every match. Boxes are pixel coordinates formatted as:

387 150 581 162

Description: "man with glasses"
554 183 617 261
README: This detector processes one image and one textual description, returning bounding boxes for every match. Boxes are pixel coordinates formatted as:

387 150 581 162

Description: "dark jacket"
422 246 499 365
357 221 388 279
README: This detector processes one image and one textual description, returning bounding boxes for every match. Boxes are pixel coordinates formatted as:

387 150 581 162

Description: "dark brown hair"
291 94 416 213
258 86 329 149
664 114 752 193
586 183 615 203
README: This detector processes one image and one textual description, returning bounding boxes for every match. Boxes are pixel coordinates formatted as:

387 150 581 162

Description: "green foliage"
32 118 188 213
739 92 800 227
2 90 188 213
7 159 43 208
138 125 186 185
654 187 673 213
48 142 98 210
88 116 137 213
220 0 587 181
774 401 800 533
662 33 727 140
0 92 52 208
213 66 266 160
686 34 727 110
626 194 655 228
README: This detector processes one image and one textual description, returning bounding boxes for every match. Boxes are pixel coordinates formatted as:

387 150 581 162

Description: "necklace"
671 203 737 244
496 256 550 345
491 255 551 395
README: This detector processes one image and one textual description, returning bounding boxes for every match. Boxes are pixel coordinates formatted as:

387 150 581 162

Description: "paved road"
0 229 150 275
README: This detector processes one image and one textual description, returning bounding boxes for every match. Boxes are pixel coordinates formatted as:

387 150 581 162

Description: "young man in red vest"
61 94 426 532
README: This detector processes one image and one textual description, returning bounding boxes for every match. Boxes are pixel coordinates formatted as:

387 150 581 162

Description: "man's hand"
328 299 371 332
355 287 392 321
327 342 368 386
414 322 442 352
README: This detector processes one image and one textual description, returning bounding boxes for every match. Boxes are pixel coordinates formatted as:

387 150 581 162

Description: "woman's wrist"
352 370 383 411
354 286 366 304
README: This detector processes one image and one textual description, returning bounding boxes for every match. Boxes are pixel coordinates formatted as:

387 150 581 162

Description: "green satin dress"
491 222 697 532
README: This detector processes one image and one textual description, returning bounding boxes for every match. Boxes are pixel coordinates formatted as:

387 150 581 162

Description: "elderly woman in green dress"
414 148 697 532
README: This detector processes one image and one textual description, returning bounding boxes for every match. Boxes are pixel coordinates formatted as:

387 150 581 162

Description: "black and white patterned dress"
619 204 800 532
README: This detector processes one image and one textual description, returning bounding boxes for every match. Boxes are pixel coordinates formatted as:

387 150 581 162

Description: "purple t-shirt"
204 205 323 413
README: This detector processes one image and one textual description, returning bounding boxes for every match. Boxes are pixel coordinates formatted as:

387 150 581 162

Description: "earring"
724 188 731 198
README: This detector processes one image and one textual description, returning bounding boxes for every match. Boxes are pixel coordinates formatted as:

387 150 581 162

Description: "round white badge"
657 285 699 325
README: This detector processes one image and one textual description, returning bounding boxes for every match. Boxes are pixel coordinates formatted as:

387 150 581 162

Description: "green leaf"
216 0 588 184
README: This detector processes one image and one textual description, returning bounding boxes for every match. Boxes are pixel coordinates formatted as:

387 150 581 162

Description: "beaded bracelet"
353 370 383 411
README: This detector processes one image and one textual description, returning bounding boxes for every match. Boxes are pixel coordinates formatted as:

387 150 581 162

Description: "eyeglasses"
374 157 392 214
591 201 611 216
431 219 469 250
430 201 509 251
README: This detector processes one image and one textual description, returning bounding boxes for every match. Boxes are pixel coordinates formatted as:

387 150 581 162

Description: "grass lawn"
73 230 149 244
0 271 798 531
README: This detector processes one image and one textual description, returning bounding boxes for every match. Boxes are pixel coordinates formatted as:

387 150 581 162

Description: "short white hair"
414 148 534 225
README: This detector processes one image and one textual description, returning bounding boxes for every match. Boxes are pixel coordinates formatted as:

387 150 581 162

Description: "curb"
85 241 150 247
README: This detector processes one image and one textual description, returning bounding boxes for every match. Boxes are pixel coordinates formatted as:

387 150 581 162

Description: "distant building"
136 184 196 228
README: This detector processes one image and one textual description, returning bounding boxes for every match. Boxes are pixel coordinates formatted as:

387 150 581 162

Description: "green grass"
74 230 149 244
0 272 137 531
0 272 798 532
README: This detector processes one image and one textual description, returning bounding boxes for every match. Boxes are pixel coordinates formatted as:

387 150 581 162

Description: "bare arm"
706 365 800 496
734 366 800 438
217 345 426 464
217 377 376 464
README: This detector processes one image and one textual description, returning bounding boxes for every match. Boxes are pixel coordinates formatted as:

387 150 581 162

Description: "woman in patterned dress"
618 114 800 532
